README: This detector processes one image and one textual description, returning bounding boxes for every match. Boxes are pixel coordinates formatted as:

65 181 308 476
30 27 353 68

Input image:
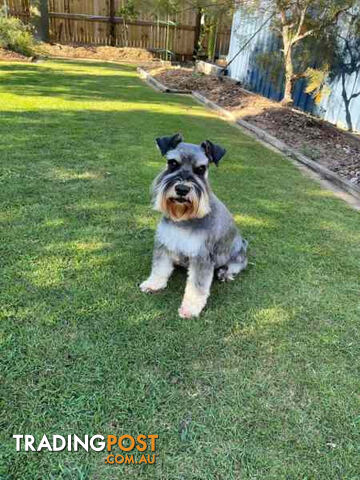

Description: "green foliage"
269 0 356 35
115 0 234 60
256 50 284 85
0 10 35 56
207 22 217 61
149 0 179 16
245 0 357 101
253 2 358 102
117 0 139 21
304 66 331 104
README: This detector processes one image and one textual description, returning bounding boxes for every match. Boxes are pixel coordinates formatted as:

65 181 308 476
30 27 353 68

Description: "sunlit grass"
1 59 360 480
233 213 276 228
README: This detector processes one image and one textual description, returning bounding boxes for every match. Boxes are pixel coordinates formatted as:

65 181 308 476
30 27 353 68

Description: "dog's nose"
175 184 190 196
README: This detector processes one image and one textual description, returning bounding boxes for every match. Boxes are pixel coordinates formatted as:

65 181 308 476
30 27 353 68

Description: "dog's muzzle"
153 173 210 221
174 183 190 198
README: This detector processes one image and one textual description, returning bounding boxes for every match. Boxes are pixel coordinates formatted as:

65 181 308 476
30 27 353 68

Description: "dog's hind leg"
217 257 248 282
140 245 174 293
217 237 248 282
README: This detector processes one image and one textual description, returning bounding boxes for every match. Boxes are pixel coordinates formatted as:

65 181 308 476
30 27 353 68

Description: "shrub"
0 10 35 57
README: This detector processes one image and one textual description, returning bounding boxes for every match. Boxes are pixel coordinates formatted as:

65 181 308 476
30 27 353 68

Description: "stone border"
138 68 360 201
195 60 223 76
192 92 360 201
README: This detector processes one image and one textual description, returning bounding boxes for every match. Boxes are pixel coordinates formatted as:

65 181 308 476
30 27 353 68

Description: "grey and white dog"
140 133 248 318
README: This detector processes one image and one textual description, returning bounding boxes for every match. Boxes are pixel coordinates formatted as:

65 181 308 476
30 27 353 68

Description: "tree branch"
350 90 360 100
293 27 314 43
294 1 308 40
292 4 352 44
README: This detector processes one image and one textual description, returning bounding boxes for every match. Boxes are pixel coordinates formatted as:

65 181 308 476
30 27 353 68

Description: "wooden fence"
6 0 231 58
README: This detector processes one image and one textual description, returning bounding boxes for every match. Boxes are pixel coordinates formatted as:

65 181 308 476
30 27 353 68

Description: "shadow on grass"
2 105 359 354
1 62 360 479
1 105 359 329
0 61 191 105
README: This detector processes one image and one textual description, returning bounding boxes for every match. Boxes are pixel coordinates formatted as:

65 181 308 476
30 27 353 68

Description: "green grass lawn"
1 59 360 480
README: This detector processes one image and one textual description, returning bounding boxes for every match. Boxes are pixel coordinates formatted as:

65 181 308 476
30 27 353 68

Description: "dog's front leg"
179 258 214 318
140 245 174 293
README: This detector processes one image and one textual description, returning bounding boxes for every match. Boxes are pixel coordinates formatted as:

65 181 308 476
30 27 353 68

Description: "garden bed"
0 47 31 62
147 66 360 185
1 44 158 65
36 43 156 64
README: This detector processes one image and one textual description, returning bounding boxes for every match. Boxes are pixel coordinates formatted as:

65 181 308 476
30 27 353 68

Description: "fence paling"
7 0 231 57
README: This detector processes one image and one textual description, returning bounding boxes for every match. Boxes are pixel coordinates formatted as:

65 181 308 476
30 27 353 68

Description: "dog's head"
152 133 226 222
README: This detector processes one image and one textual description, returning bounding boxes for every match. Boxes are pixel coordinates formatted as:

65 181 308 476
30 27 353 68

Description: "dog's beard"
152 175 210 222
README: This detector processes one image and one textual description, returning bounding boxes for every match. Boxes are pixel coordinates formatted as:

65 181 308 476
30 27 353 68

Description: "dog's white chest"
156 221 206 257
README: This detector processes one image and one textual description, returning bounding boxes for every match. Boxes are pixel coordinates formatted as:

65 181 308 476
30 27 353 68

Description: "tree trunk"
30 0 49 42
283 48 294 104
39 0 49 43
109 0 116 47
207 19 217 62
341 71 353 131
193 8 202 58
281 26 294 105
64 0 71 42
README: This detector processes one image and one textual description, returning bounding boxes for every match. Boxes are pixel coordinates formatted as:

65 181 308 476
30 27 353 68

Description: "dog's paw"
178 304 202 318
178 305 196 318
140 279 166 294
216 266 234 282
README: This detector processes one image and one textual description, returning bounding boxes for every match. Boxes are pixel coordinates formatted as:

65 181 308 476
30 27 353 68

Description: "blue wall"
227 10 360 132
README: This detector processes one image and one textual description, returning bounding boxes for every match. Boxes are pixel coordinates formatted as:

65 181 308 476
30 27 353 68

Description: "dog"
140 133 248 318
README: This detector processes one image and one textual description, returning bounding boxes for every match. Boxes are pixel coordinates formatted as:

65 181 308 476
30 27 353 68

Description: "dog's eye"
194 165 206 175
167 159 179 170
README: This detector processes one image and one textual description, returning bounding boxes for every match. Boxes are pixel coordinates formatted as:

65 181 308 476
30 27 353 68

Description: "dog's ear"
201 140 226 166
155 133 183 156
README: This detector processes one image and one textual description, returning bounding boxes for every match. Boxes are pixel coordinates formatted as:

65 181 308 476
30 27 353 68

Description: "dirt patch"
0 47 31 62
147 66 360 185
1 43 157 66
248 108 360 184
37 43 156 64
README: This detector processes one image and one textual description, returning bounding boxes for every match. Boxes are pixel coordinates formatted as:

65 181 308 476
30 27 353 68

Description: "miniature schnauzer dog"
140 133 248 318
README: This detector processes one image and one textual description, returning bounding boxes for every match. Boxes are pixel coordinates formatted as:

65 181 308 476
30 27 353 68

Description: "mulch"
0 48 31 62
148 66 360 185
36 43 156 64
0 44 157 65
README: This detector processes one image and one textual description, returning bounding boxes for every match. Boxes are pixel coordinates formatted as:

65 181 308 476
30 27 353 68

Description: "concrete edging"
195 60 223 76
192 92 360 201
138 68 360 201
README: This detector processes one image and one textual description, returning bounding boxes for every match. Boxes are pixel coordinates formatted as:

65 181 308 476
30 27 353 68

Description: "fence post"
109 0 116 46
39 0 49 42
64 0 71 42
